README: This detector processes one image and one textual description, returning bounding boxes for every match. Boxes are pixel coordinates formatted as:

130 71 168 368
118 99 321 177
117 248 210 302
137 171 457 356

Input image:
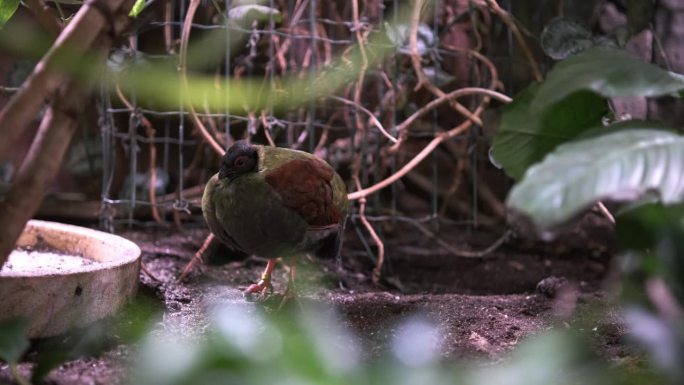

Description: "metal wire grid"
99 0 508 244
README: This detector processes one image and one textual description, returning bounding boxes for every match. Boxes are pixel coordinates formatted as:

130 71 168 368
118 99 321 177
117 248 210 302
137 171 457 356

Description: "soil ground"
0 213 629 385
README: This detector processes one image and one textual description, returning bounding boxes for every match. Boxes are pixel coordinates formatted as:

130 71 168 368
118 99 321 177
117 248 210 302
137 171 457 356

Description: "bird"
201 140 348 299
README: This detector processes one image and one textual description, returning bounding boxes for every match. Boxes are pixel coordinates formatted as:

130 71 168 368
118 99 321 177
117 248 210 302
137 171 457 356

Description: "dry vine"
171 0 520 281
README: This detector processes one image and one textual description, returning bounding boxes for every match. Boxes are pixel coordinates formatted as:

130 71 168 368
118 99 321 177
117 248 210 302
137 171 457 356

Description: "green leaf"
507 124 684 231
0 0 21 29
617 203 684 304
129 0 145 18
533 47 684 113
540 18 595 60
491 84 608 180
0 317 29 364
627 0 654 36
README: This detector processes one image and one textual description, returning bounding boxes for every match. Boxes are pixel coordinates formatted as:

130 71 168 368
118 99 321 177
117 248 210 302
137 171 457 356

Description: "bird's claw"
243 278 273 302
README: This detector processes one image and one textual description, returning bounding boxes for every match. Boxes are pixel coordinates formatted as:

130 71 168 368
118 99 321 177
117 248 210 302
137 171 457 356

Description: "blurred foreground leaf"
507 125 684 232
0 5 403 116
0 0 20 29
0 317 29 364
130 302 662 385
617 203 684 304
32 293 160 381
129 0 145 17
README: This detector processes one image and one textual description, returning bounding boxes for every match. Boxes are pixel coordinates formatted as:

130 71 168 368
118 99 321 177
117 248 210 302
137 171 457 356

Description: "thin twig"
390 87 511 152
481 0 543 82
140 262 163 283
180 0 226 157
261 111 277 146
348 86 512 202
329 95 397 143
408 0 483 127
164 0 175 54
409 219 511 258
0 86 19 94
177 233 215 282
596 201 615 224
354 176 384 284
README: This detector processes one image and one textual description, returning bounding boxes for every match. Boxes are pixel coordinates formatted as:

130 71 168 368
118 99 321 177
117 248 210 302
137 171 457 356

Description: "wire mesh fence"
98 0 514 248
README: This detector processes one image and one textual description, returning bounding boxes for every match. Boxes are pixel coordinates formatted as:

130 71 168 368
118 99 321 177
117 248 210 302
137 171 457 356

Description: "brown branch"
0 81 85 266
0 0 134 161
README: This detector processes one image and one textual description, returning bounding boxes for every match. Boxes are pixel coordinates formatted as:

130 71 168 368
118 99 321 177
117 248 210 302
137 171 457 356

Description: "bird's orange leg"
245 258 277 294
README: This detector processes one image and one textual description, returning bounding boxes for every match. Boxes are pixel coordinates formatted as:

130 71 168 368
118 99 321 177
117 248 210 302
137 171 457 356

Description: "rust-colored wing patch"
265 157 342 227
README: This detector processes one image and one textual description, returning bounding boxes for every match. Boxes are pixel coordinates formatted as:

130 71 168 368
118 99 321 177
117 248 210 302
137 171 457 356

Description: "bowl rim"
1 219 141 277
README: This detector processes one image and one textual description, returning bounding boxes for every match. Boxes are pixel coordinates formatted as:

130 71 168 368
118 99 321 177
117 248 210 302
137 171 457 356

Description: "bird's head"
219 141 259 181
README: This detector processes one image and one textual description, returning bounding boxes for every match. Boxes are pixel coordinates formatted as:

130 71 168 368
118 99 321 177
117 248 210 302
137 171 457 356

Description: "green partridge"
202 141 348 298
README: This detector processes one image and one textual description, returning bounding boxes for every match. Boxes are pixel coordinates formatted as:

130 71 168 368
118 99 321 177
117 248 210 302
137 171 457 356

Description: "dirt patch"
0 214 624 384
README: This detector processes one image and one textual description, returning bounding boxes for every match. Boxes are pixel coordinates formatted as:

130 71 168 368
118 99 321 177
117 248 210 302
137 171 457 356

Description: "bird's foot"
243 276 273 302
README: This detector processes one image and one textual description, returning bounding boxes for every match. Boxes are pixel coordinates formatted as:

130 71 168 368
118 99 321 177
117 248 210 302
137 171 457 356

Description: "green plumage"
202 145 348 259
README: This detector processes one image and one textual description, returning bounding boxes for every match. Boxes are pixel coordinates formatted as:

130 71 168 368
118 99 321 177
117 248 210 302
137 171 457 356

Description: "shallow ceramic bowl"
0 220 141 338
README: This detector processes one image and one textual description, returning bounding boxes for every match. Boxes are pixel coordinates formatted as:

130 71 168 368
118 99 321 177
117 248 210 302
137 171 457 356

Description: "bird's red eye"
234 156 247 168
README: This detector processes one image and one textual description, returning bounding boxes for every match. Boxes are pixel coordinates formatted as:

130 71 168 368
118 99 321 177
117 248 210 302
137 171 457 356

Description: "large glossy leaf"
533 47 684 113
491 84 608 180
507 125 684 231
